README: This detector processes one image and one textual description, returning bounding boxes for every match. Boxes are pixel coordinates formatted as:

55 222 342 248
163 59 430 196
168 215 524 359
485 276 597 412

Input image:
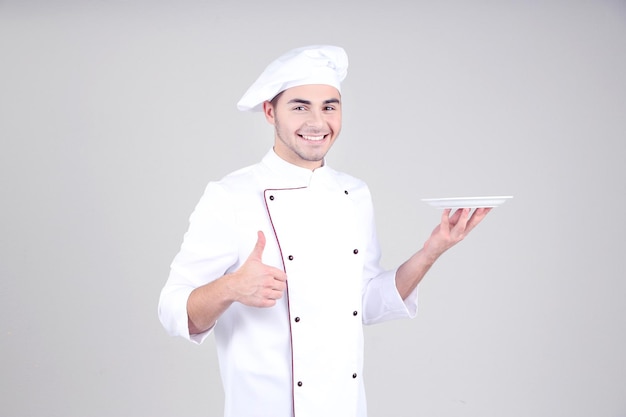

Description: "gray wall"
1 1 625 416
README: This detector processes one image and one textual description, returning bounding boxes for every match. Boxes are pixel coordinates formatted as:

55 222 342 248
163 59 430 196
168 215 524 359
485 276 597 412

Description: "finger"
262 283 285 300
441 209 451 228
448 209 471 239
448 208 464 224
450 208 470 228
270 267 288 282
460 208 471 225
466 207 491 232
248 230 266 260
270 287 285 300
257 299 277 308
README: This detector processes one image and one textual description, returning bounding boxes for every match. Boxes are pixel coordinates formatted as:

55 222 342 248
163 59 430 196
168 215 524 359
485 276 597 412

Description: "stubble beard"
274 118 329 164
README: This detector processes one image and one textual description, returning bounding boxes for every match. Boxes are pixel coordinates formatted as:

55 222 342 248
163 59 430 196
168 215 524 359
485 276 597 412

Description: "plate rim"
421 195 514 202
421 195 513 208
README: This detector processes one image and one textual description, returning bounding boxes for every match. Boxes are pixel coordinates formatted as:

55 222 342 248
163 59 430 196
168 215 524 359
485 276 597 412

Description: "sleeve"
158 182 239 344
358 186 418 325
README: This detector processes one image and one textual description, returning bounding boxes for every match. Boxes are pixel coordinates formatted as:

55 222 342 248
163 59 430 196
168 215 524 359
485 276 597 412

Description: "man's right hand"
226 231 288 308
187 231 287 335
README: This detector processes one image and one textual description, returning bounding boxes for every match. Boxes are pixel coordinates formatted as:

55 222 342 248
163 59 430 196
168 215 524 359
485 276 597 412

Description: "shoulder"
210 161 265 192
191 162 266 220
219 162 258 184
196 161 270 212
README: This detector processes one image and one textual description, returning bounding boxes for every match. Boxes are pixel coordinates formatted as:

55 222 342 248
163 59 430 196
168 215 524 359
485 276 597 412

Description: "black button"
295 317 300 322
353 249 359 255
353 311 358 316
288 255 294 261
269 195 274 201
297 381 303 387
344 190 349 195
352 373 358 378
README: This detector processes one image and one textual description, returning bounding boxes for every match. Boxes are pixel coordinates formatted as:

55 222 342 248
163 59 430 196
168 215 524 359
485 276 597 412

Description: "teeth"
302 135 325 141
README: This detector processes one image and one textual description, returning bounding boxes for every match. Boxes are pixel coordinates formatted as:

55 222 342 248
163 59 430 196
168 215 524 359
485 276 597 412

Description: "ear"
262 101 276 126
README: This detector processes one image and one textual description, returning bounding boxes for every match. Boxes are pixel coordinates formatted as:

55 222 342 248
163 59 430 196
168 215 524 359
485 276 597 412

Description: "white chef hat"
237 45 348 112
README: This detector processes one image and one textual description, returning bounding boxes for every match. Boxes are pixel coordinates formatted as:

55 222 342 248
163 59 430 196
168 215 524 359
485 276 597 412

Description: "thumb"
440 209 451 227
249 230 266 260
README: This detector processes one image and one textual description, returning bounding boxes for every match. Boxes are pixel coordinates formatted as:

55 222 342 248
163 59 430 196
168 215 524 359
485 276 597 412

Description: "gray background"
1 1 625 416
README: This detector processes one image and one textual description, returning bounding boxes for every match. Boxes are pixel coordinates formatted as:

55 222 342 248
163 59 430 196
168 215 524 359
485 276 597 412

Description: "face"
263 84 342 170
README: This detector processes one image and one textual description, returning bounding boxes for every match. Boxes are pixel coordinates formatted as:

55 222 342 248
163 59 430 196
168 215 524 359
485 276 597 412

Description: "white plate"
421 196 513 209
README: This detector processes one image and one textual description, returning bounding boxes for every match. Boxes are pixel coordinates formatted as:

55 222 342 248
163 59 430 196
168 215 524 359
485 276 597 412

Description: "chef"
158 45 490 417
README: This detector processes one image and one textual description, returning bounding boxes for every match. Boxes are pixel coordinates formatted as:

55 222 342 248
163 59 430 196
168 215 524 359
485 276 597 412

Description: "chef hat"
237 45 348 112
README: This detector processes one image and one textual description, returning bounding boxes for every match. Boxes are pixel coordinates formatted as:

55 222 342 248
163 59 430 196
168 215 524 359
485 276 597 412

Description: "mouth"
299 133 328 142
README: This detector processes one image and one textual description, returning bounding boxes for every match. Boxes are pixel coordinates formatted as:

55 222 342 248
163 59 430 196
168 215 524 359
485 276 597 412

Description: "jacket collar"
261 148 332 188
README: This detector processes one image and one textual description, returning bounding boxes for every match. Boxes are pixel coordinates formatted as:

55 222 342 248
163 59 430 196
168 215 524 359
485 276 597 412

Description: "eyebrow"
287 98 341 105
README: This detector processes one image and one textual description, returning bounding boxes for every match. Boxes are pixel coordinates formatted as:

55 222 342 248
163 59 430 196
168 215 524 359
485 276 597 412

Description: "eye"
292 105 306 111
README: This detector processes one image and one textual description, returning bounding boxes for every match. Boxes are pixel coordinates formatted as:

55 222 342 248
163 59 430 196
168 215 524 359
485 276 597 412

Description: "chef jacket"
159 149 418 417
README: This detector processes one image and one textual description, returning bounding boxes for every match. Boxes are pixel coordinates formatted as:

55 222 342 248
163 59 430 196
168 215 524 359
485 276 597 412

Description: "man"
158 45 490 417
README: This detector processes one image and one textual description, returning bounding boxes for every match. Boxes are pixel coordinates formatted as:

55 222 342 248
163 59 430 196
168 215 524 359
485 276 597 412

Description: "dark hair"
270 91 284 107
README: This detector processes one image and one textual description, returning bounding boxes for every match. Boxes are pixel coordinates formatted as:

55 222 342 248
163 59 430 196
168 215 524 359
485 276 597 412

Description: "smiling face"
263 84 342 170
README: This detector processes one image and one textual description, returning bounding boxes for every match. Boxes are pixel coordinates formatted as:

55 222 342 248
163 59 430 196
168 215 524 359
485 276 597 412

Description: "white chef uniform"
159 149 418 417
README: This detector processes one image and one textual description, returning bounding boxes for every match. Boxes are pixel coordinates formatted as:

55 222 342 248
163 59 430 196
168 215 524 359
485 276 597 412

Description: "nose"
305 109 324 128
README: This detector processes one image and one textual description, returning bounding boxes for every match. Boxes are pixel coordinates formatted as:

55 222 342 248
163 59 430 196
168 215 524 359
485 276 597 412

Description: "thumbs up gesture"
186 231 288 334
228 231 288 308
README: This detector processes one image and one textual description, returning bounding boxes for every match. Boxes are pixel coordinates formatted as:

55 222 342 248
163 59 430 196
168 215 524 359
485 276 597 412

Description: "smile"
299 134 327 142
